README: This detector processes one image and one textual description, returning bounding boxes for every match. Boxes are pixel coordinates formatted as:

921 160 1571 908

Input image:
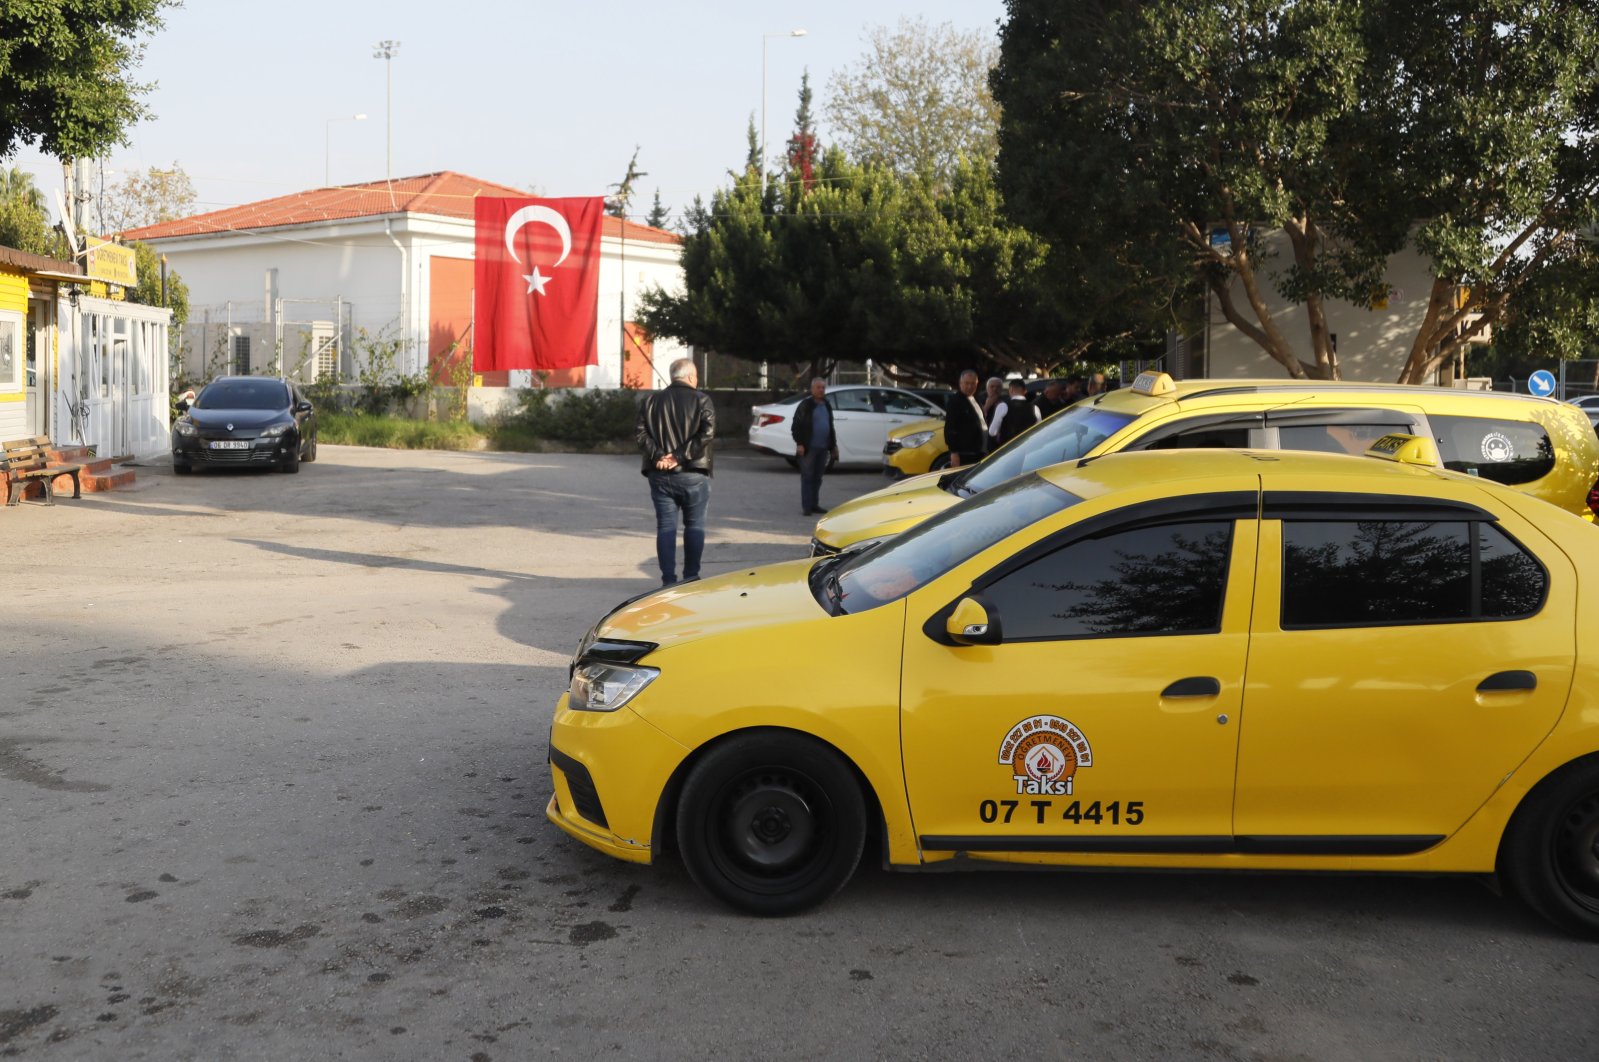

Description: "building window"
0 311 20 391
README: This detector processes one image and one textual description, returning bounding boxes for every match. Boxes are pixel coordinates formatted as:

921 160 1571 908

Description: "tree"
786 71 819 192
824 17 1001 181
606 147 647 219
646 190 670 229
637 136 1088 384
0 166 65 256
0 0 173 161
101 162 196 234
992 0 1599 383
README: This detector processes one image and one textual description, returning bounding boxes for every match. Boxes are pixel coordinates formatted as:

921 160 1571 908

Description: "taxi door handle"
1477 670 1536 693
1161 677 1221 698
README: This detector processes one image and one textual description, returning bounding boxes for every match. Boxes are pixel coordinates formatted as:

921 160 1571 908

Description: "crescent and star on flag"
503 204 574 297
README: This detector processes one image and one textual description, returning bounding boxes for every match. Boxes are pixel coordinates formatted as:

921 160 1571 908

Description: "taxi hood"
811 472 959 549
594 560 824 651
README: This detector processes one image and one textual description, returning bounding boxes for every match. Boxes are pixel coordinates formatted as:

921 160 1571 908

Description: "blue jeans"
798 447 829 513
648 471 709 583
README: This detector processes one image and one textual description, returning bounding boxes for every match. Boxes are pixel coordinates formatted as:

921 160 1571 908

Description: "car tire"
675 730 867 916
304 436 318 463
173 460 192 475
930 452 951 472
280 445 301 474
784 456 800 469
1500 756 1599 938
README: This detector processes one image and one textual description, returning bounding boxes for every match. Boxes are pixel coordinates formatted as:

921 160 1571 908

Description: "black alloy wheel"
676 731 866 916
1502 758 1599 938
303 435 317 462
172 460 192 475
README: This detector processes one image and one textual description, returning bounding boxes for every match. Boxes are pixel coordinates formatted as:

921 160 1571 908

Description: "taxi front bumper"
546 693 691 865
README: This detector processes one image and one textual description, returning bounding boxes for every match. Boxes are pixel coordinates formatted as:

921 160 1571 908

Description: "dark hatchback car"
171 376 318 474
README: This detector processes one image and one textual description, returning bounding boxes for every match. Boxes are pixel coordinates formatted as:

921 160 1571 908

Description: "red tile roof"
122 170 681 245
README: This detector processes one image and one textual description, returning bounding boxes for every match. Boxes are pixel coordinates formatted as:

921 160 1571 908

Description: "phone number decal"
977 799 1145 826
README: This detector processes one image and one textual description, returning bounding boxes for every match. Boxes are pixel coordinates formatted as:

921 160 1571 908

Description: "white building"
1201 234 1476 384
125 171 687 391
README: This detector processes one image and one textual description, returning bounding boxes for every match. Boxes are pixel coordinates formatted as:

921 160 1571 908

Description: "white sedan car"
1567 393 1599 429
747 385 946 467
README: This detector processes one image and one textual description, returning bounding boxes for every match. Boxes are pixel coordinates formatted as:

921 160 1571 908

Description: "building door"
25 298 47 435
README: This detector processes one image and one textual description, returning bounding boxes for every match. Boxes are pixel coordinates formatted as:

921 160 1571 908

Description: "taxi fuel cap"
1365 433 1439 467
1130 371 1176 397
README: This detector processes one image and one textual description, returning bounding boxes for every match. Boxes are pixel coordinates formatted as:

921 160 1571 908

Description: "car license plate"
208 440 250 450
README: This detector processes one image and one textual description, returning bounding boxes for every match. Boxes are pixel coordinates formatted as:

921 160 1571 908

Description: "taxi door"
899 495 1260 857
1233 492 1577 847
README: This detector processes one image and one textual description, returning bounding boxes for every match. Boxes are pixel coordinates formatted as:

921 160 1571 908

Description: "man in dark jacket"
790 377 838 516
944 370 987 467
636 358 716 585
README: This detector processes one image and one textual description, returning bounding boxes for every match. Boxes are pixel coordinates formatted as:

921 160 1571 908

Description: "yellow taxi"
882 417 947 477
549 442 1599 935
814 372 1599 554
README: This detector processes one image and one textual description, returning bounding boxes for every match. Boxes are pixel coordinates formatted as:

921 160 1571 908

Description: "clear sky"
6 0 1007 230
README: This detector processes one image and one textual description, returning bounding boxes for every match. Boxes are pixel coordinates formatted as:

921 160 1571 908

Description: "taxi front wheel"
676 731 867 916
1501 757 1599 939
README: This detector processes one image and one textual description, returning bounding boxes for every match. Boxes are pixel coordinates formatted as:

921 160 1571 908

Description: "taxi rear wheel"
676 731 866 916
1502 758 1599 939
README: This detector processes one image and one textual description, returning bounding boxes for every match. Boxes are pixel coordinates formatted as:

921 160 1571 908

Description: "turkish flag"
473 196 604 372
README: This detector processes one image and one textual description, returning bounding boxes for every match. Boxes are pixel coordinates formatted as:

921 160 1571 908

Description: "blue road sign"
1529 370 1557 397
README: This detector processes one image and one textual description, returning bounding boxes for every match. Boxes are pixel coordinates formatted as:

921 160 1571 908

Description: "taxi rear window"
1431 414 1555 485
822 475 1081 615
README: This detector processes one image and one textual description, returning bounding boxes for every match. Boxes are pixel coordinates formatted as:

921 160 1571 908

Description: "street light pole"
372 40 401 183
761 29 807 186
325 114 368 186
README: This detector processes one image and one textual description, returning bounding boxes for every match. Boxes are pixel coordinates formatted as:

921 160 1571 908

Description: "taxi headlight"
569 662 660 712
900 430 935 448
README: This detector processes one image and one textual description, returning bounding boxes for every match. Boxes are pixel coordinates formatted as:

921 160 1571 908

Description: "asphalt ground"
1 445 1595 1061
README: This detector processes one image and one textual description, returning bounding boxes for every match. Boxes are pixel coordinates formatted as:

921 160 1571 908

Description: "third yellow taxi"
816 371 1599 554
549 439 1599 936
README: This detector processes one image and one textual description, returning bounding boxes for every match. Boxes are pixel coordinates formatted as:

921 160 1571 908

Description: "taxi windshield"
820 475 1080 615
950 405 1136 497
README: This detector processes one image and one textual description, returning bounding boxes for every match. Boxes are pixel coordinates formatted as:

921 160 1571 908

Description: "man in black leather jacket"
636 358 716 584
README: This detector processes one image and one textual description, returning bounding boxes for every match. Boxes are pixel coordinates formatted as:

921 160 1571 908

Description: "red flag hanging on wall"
473 196 604 372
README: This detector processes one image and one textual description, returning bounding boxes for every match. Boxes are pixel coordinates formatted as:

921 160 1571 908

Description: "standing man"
992 378 1042 446
791 377 838 516
944 369 987 468
636 358 716 586
1035 379 1068 419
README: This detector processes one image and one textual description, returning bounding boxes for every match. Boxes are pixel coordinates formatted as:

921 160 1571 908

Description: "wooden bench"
2 436 85 506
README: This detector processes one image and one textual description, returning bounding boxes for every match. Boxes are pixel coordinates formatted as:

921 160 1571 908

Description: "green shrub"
318 412 485 450
500 388 640 447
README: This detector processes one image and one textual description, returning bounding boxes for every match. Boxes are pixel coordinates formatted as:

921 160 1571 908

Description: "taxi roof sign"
1365 433 1439 467
1130 370 1175 397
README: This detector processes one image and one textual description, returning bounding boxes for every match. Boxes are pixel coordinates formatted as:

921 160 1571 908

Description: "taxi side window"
981 520 1234 641
1278 422 1405 456
1144 426 1251 450
1281 520 1546 628
1430 414 1555 485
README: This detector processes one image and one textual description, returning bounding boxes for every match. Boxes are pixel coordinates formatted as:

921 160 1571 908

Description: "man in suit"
945 370 987 468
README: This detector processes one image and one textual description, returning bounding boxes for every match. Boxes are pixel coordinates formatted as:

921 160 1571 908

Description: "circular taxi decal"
1480 432 1516 463
999 715 1093 796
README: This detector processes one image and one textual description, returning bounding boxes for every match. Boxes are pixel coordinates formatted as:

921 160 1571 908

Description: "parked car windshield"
819 474 1081 614
951 405 1137 496
198 380 291 411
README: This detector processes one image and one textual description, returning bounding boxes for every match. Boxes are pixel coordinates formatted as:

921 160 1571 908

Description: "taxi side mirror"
945 596 1001 646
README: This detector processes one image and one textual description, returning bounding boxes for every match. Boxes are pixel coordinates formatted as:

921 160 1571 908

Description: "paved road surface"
1 447 1595 1060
